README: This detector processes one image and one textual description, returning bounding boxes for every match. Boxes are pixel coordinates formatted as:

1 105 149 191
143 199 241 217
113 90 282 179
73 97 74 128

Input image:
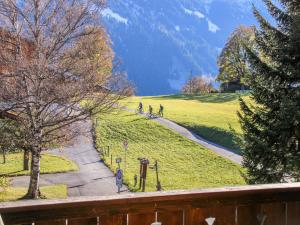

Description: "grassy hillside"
94 110 246 192
123 93 250 153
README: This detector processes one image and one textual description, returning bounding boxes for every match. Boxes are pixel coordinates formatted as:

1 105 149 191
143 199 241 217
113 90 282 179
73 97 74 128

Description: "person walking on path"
138 102 143 114
148 105 153 118
158 104 164 117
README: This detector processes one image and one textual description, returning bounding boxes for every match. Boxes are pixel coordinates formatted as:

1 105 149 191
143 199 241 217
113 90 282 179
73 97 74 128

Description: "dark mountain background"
102 0 266 95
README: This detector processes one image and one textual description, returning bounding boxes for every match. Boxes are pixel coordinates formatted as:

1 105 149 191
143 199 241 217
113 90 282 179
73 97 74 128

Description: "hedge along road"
12 120 128 197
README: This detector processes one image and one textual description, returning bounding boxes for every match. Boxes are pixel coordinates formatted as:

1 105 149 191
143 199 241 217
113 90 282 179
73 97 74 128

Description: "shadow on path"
11 120 129 197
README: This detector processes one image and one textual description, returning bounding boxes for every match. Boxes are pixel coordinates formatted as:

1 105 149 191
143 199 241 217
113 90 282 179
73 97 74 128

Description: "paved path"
152 116 243 164
126 108 242 165
12 121 128 197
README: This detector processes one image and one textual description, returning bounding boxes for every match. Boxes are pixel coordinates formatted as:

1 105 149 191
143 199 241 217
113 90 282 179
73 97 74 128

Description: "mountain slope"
102 0 265 95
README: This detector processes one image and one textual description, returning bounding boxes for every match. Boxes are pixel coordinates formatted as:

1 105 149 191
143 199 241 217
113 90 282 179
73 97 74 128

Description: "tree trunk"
26 147 41 199
23 148 30 170
2 149 6 164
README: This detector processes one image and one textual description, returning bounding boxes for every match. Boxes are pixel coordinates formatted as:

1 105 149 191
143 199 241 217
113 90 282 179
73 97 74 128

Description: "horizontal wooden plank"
0 183 300 225
67 217 97 225
2 183 300 212
35 219 67 225
4 193 299 224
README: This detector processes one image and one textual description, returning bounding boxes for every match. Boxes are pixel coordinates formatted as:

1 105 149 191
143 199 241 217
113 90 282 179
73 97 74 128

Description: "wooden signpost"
134 174 138 187
137 157 149 192
150 160 161 191
123 140 128 170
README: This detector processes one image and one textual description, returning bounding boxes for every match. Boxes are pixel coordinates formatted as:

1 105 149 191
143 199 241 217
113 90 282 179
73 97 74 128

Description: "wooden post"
134 174 138 187
140 163 144 190
111 154 113 166
154 160 161 191
142 163 147 192
107 146 110 156
23 149 30 170
141 159 149 192
124 148 127 171
123 140 128 171
1 148 6 164
138 158 143 190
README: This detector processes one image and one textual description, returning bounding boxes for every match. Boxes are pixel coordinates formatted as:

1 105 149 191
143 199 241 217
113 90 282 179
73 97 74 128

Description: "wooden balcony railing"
0 183 300 225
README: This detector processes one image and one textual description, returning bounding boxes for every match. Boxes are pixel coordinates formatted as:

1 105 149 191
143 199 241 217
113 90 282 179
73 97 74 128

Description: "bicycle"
135 107 144 114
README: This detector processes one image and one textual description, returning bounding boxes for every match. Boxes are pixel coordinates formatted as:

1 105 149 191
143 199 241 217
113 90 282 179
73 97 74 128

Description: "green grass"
123 93 251 153
0 177 8 189
0 152 78 176
94 110 246 192
0 153 72 202
0 184 67 202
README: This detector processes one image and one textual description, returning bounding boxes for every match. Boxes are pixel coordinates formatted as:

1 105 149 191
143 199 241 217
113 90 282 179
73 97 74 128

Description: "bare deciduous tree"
0 0 130 199
181 76 213 95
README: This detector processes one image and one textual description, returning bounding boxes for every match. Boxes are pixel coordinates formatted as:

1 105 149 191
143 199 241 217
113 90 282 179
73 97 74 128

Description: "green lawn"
0 153 74 202
0 152 78 176
123 93 250 153
0 177 8 189
94 110 246 192
0 184 67 202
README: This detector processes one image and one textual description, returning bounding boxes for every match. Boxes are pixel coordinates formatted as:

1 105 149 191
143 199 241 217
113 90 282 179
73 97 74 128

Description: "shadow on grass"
18 193 47 200
150 93 247 103
180 124 243 154
130 117 147 123
0 170 26 176
118 113 148 123
121 113 138 117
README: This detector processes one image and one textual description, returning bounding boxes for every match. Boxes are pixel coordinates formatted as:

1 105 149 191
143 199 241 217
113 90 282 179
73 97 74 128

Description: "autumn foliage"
181 76 214 95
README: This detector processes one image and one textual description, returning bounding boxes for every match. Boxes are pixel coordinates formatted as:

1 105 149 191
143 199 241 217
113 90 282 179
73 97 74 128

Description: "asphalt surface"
126 108 242 165
12 120 128 197
152 116 243 164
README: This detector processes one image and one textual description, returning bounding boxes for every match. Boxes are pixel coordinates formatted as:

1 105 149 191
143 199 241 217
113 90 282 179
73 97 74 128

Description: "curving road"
12 120 128 197
152 116 243 165
125 108 242 165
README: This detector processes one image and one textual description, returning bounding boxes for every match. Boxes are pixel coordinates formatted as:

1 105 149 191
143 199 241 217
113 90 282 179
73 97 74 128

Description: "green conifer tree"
238 0 300 184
